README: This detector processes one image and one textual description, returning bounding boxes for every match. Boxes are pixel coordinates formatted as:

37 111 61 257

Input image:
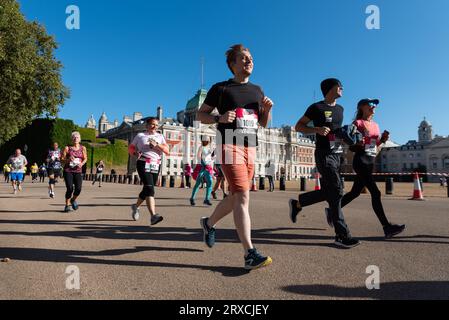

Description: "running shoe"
288 199 302 223
70 199 79 211
150 214 164 226
324 208 334 228
384 224 406 239
334 236 361 249
211 191 217 200
131 204 140 221
244 248 273 270
203 200 213 206
63 205 73 213
200 217 216 248
190 198 196 206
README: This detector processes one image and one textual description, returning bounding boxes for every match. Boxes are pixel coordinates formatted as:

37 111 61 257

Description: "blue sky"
18 0 449 144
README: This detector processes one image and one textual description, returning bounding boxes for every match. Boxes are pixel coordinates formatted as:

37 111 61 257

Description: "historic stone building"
379 118 449 182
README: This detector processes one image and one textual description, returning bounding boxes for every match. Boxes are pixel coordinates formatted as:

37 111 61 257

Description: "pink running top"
353 119 382 146
64 145 85 173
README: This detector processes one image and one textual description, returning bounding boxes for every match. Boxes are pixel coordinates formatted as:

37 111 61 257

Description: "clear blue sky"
19 0 449 144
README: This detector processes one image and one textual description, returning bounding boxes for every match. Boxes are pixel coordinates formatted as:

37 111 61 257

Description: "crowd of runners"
2 44 409 271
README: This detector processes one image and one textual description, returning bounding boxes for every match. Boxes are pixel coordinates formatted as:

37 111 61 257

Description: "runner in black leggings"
128 117 169 226
326 99 405 238
61 132 87 213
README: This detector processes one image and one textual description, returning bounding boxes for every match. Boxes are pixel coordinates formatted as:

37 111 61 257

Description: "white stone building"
379 118 449 182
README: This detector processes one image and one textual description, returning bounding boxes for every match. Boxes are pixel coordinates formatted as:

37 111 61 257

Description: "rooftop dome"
420 117 431 127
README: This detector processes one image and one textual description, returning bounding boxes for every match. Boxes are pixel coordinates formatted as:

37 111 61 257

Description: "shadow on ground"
0 246 252 277
282 282 449 299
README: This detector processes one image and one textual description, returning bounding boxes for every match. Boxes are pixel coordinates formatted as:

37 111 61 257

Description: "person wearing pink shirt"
326 99 405 238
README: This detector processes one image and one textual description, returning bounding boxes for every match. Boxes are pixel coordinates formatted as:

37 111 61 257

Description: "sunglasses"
368 102 377 107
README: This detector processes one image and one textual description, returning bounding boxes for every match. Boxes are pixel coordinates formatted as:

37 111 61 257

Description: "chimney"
157 106 163 121
133 112 142 122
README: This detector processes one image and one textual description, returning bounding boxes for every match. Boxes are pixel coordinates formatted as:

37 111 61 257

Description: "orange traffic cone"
314 173 321 191
409 173 425 201
251 176 258 192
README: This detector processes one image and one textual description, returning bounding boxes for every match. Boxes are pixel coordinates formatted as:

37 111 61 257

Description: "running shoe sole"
385 225 406 239
151 216 163 226
245 256 273 270
334 240 361 249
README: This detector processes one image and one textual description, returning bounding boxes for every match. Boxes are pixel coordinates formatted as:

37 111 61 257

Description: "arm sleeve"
304 104 316 121
131 134 140 147
203 84 221 110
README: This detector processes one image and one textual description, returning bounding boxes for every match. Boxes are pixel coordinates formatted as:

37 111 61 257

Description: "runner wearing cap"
128 117 169 226
289 78 361 249
325 99 406 238
190 136 214 206
197 44 273 270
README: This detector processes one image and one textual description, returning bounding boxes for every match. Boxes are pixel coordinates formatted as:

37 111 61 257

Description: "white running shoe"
131 204 140 221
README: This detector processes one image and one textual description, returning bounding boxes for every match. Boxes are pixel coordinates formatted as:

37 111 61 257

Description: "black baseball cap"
357 98 379 108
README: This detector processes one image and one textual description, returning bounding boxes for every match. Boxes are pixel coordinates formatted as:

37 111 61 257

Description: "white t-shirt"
200 147 214 166
132 132 167 163
266 160 276 176
8 155 27 173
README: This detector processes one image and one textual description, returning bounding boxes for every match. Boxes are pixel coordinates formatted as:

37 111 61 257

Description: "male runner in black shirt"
289 78 360 248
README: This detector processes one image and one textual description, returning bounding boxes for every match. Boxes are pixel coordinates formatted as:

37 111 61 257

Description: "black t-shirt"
304 101 344 153
204 80 264 147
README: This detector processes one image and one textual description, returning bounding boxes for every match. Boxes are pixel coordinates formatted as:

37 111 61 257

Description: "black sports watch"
214 115 220 123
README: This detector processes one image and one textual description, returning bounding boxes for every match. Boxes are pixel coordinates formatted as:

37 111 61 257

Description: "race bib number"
70 158 81 168
235 108 258 130
328 134 343 154
145 159 160 173
365 139 377 157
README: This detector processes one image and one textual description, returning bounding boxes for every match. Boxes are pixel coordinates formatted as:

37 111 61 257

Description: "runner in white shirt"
7 149 28 194
128 117 169 226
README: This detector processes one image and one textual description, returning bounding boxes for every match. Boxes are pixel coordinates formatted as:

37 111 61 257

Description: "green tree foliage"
0 118 76 166
0 0 70 145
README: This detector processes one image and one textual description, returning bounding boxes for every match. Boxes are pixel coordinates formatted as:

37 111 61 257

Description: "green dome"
186 89 208 111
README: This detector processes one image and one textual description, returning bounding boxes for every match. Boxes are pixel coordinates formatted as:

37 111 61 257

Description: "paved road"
1 181 448 300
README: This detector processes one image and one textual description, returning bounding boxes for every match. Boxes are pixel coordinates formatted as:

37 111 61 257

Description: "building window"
444 158 449 169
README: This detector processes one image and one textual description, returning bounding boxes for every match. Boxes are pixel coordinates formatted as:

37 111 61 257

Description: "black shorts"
47 168 61 178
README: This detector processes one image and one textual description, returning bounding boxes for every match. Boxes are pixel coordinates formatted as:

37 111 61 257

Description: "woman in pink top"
61 131 87 213
335 99 405 238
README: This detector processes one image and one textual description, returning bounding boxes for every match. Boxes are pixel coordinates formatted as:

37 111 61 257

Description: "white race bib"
145 158 160 173
328 134 343 154
365 139 377 157
236 108 258 130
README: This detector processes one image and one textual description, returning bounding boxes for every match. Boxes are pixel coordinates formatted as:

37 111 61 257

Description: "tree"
0 0 69 145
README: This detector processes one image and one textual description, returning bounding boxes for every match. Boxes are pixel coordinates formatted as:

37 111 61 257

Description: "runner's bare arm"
259 96 273 128
197 103 235 124
295 116 329 136
128 144 137 157
61 147 69 161
80 146 88 167
155 143 170 156
197 104 217 124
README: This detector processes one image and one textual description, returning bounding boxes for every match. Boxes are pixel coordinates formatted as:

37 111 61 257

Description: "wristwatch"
214 115 220 123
